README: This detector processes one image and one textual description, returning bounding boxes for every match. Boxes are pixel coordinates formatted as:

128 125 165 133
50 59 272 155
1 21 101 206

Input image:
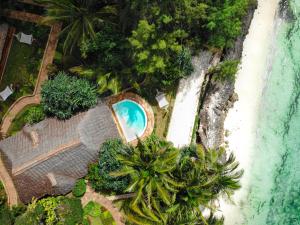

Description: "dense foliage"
72 179 86 197
14 196 83 225
0 182 7 206
83 201 116 225
0 182 26 225
111 136 242 225
40 0 253 92
39 0 117 53
87 139 131 194
41 72 97 119
210 60 240 82
129 20 193 86
24 105 45 125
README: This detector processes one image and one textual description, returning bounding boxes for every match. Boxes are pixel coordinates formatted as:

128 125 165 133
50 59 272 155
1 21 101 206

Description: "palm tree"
39 0 116 53
112 137 242 225
69 65 121 95
167 145 243 225
111 135 182 225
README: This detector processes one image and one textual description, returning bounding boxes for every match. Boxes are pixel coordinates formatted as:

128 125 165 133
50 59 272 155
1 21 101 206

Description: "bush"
72 179 86 197
24 106 45 125
41 72 97 119
56 197 84 225
83 201 116 225
210 60 239 82
0 182 7 206
0 206 13 225
87 139 131 194
14 196 83 225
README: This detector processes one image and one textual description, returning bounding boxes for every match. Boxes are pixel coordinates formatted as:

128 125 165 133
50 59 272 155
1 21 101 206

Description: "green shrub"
83 201 116 225
83 201 102 217
56 197 84 225
0 206 13 225
41 72 97 119
72 179 86 197
210 60 240 82
0 182 7 206
87 139 131 194
24 106 45 125
14 201 44 225
14 196 83 225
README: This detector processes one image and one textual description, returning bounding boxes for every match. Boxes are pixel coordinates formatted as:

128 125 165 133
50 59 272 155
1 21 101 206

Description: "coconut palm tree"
112 137 242 225
39 0 116 53
69 65 121 95
167 145 243 225
111 135 183 225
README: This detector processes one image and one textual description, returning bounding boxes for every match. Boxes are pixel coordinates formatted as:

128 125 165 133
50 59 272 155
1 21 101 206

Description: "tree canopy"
110 136 243 225
40 0 117 53
40 0 252 91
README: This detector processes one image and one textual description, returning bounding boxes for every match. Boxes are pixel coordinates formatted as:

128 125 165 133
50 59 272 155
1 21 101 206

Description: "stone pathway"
81 185 125 225
166 52 215 147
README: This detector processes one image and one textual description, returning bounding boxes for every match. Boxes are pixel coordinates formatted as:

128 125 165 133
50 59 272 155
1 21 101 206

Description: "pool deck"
106 92 154 145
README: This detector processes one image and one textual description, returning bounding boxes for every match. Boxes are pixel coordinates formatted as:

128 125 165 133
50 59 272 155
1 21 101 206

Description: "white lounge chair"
155 91 169 109
0 85 13 101
15 32 33 45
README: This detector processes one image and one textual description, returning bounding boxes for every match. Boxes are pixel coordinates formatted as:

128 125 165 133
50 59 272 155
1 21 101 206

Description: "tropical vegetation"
14 196 83 225
41 72 97 119
39 0 117 54
210 60 240 82
83 201 116 225
24 105 45 125
0 182 26 225
40 0 253 92
72 179 87 198
87 139 131 195
109 136 242 225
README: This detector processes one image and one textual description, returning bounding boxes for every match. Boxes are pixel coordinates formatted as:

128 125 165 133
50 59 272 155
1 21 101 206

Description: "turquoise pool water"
240 1 300 224
112 100 147 142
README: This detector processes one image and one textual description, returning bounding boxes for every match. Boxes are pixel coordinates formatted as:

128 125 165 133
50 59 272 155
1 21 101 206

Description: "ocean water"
241 0 300 224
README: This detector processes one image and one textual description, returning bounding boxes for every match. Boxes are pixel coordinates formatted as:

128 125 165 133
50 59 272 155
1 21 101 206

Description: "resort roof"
0 102 120 202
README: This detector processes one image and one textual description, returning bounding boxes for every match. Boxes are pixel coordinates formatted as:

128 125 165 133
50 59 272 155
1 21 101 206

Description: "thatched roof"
0 102 120 203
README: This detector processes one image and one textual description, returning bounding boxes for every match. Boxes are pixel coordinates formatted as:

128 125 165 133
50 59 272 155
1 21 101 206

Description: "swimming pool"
112 99 147 142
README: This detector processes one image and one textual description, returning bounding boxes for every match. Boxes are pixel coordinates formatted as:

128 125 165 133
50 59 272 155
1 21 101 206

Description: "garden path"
166 51 219 147
0 156 19 206
81 185 125 225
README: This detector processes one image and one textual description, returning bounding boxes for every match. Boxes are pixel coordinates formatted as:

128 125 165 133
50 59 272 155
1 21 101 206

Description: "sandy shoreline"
218 0 280 224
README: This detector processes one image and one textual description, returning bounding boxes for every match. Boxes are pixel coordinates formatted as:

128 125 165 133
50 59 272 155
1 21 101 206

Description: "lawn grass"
137 83 177 139
7 104 38 136
0 22 49 122
151 92 175 138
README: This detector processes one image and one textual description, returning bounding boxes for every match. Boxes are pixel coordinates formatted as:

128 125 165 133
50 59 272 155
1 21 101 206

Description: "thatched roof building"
0 103 120 203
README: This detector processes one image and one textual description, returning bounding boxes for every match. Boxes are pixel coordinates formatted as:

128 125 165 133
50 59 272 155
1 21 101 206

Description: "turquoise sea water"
242 1 300 224
112 100 147 141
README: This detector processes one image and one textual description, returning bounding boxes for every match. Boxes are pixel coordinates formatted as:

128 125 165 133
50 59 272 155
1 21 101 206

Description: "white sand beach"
219 0 280 224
